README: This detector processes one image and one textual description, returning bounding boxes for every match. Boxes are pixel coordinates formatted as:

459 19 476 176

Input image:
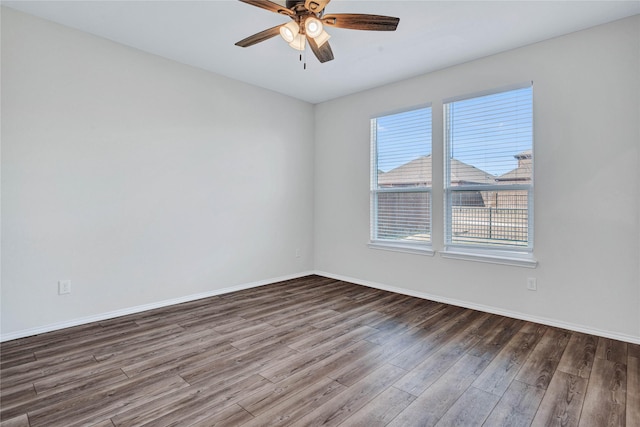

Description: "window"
444 84 534 257
370 106 433 253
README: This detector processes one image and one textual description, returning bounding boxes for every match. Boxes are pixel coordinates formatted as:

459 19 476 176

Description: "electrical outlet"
526 277 537 291
58 280 71 295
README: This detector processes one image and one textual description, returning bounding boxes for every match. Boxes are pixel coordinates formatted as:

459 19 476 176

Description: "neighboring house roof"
496 150 532 183
450 158 496 185
378 155 432 186
514 149 533 160
378 154 495 186
496 164 532 182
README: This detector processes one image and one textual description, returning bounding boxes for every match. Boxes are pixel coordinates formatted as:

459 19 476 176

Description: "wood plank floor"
1 275 638 426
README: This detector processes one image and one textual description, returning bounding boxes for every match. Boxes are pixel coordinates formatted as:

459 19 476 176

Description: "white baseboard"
0 271 315 342
313 270 640 345
4 269 638 345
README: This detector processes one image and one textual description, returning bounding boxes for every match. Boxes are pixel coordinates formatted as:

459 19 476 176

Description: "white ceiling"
3 0 639 103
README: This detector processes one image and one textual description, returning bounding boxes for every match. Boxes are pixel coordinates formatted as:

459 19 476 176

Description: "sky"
375 86 533 176
375 107 432 173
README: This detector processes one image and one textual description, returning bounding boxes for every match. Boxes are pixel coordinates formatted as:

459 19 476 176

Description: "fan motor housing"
286 1 306 8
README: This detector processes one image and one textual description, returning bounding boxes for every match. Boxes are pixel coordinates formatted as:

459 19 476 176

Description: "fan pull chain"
299 51 307 70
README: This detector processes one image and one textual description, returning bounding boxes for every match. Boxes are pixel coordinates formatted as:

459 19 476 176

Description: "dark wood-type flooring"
1 275 638 426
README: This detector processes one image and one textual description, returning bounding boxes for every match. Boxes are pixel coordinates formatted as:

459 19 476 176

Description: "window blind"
371 106 432 244
444 84 533 249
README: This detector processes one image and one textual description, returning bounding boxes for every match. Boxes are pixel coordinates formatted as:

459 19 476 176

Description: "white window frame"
369 105 434 256
441 83 537 268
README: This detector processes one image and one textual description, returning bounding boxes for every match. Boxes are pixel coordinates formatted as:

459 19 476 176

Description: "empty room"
1 1 639 426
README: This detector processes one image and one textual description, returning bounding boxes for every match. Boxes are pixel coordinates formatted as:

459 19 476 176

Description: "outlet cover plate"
58 280 71 295
526 277 537 291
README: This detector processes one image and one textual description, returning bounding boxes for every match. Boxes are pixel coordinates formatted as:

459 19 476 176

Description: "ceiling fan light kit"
279 21 299 42
313 30 330 48
289 33 306 51
304 17 323 38
235 0 399 63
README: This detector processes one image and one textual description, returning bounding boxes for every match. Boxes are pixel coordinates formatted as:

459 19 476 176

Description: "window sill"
368 241 435 256
440 248 537 268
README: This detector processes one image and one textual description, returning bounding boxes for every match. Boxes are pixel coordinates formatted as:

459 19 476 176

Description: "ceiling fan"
235 0 400 64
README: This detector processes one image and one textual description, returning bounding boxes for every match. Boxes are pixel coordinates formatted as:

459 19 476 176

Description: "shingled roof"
496 150 532 183
378 155 432 186
378 155 495 187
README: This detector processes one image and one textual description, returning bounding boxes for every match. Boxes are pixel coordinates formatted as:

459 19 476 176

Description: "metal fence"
375 190 529 247
376 191 431 242
450 206 528 246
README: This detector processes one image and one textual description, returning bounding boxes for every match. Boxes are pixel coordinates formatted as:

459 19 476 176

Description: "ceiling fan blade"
307 36 334 63
238 0 294 16
304 0 331 14
235 25 282 48
322 14 399 31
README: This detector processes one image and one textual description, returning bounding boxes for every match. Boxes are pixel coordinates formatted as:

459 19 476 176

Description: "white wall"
1 8 315 337
314 16 640 341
